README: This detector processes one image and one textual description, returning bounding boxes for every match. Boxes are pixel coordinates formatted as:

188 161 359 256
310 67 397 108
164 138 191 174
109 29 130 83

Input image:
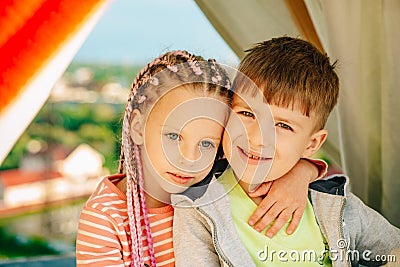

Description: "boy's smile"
237 146 272 165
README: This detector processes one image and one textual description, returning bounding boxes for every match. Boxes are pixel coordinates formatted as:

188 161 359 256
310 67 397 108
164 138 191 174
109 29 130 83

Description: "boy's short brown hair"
236 36 339 130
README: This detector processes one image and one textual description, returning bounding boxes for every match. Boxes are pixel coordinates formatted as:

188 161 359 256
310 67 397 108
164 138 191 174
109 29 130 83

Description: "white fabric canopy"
195 0 400 226
317 0 400 225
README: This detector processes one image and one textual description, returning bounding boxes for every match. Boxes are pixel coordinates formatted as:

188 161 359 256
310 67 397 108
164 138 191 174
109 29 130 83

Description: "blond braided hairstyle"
118 50 231 267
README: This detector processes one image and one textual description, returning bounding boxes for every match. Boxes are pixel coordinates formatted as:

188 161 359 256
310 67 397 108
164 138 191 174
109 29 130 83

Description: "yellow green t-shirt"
219 168 332 266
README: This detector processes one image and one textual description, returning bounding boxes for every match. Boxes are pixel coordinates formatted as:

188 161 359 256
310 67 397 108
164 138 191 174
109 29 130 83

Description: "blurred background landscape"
0 62 136 259
0 0 237 260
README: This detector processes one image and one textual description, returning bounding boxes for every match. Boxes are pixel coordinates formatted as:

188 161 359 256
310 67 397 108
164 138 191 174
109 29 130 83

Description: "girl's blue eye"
238 111 255 118
200 140 215 149
276 122 293 131
166 133 179 141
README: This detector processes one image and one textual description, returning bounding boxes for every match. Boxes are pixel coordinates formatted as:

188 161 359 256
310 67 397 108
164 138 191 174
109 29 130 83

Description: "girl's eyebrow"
204 135 222 142
161 125 178 130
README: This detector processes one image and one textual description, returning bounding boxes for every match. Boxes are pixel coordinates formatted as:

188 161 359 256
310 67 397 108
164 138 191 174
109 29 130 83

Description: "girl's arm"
76 207 125 266
248 158 327 237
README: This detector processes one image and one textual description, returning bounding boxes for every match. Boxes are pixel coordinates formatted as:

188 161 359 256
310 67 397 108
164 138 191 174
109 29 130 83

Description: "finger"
252 204 282 232
265 209 292 238
248 182 272 198
248 198 275 226
286 208 304 235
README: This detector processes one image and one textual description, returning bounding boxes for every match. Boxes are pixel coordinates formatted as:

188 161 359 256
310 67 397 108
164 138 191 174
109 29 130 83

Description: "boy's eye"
276 122 293 131
166 133 180 141
199 140 215 149
238 110 255 118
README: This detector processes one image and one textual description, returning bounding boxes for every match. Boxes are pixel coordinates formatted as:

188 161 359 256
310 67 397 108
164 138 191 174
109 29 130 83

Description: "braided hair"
117 50 231 267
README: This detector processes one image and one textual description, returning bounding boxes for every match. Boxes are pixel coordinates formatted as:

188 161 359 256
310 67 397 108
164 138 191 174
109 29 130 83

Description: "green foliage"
0 102 124 172
66 62 142 88
0 227 60 259
0 134 30 170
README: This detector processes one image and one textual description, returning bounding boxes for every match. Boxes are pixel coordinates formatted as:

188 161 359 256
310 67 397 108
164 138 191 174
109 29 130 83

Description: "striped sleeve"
76 175 175 266
76 206 129 266
303 158 328 181
76 176 131 266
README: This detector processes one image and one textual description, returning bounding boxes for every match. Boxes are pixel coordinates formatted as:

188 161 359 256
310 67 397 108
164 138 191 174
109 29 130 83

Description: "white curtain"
308 0 400 226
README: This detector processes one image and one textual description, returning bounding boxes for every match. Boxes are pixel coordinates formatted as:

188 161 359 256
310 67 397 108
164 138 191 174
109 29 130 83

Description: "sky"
72 0 239 66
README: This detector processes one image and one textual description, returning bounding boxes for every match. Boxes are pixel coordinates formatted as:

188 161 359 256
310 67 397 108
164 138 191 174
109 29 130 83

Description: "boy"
172 37 400 266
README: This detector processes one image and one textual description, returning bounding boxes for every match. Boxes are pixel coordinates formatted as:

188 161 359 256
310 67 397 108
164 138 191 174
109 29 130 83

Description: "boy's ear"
302 129 328 158
130 109 144 145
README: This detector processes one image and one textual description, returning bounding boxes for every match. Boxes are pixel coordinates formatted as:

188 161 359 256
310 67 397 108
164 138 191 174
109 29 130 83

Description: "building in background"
0 144 108 218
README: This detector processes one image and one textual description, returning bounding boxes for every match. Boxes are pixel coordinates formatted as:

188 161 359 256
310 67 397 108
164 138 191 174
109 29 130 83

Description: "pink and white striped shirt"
76 174 174 267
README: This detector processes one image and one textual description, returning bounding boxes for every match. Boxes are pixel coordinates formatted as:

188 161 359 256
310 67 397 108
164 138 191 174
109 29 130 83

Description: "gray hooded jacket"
172 164 400 267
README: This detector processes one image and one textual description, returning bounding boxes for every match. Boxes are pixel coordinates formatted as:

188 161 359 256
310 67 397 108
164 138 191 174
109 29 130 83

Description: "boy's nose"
248 121 275 149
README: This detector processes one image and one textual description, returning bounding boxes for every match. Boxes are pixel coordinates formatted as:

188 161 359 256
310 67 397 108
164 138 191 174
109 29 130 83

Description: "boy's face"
222 89 327 191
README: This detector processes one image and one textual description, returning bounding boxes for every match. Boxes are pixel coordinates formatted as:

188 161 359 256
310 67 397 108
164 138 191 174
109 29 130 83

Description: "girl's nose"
178 143 200 166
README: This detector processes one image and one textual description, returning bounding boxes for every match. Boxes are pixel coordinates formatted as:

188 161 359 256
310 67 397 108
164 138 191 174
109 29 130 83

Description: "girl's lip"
167 172 194 184
237 146 272 165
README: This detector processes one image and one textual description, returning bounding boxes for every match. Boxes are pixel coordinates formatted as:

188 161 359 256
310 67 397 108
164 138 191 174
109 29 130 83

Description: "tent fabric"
194 0 299 59
195 0 400 226
0 0 110 164
315 0 400 226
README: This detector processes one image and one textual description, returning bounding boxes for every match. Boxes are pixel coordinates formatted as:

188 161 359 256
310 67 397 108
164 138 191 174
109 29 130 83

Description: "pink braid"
132 170 144 267
126 178 140 267
126 161 145 266
135 145 156 267
128 50 198 100
117 150 124 174
127 146 144 267
123 109 144 267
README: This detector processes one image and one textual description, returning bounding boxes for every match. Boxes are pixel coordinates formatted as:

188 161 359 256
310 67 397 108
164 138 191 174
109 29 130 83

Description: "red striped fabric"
0 0 109 164
0 0 104 111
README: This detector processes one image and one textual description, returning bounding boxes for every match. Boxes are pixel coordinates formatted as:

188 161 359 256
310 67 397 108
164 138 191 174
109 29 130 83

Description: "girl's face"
131 86 229 201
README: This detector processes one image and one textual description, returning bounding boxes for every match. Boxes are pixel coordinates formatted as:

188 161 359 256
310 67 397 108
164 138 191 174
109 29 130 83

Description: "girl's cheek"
160 141 180 164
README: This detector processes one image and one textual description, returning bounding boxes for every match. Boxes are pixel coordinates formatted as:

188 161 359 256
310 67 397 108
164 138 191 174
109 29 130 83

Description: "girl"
76 51 324 267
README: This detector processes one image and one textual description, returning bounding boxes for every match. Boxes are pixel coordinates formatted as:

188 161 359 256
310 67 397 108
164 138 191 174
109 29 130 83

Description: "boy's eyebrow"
232 96 251 109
